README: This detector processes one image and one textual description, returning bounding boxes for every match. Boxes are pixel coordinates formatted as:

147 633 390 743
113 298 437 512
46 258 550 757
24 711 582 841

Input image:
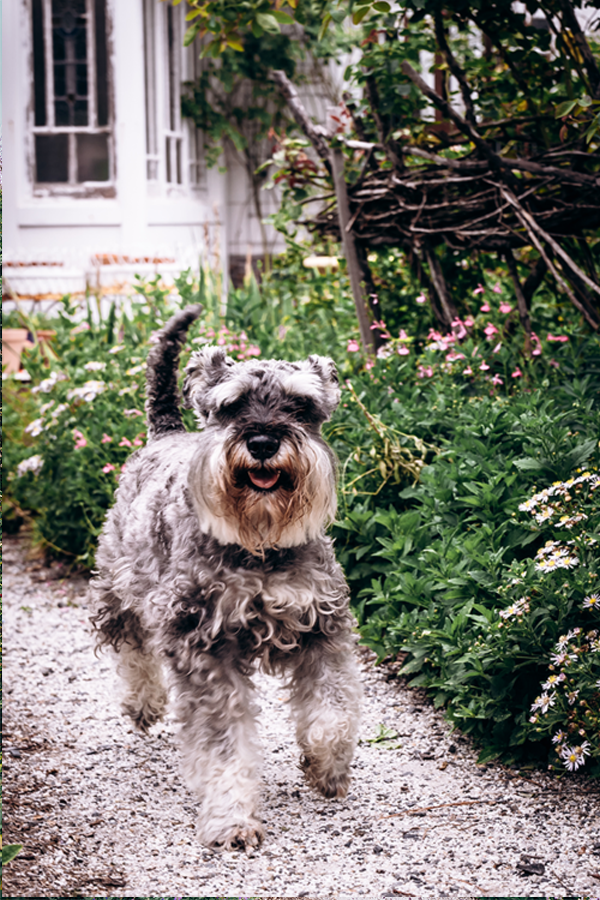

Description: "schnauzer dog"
91 305 362 850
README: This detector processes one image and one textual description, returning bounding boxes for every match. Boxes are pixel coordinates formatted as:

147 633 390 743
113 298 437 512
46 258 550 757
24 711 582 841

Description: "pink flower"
365 359 375 371
511 367 523 378
464 316 475 328
133 436 145 446
73 429 87 450
120 464 127 474
492 342 502 354
217 336 226 346
101 433 113 443
428 329 444 342
451 318 467 340
479 361 490 371
463 366 473 375
246 345 261 357
492 282 503 293
418 365 434 378
446 351 465 362
102 463 116 474
398 329 409 341
484 323 499 339
473 284 485 295
549 358 560 369
546 334 569 343
119 437 132 448
480 302 491 312
347 339 360 352
416 293 427 304
491 374 503 385
397 345 410 355
499 302 513 314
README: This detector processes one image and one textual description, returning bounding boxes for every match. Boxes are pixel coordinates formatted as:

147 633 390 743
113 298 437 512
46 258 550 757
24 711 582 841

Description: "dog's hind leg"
171 651 264 851
287 634 362 799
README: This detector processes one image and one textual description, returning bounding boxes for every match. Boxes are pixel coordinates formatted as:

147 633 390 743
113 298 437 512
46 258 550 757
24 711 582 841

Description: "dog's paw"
122 701 164 733
300 755 350 798
210 820 265 852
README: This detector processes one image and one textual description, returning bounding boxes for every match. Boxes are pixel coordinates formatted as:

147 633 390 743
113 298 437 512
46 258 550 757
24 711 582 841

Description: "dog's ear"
307 354 341 418
182 345 235 420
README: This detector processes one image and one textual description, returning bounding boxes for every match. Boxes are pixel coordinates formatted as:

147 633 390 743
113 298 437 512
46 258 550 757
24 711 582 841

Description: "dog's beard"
190 433 337 554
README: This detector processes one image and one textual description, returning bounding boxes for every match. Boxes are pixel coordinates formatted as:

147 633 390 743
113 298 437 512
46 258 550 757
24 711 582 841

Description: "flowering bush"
4 277 262 566
4 249 600 775
329 335 600 770
506 473 600 774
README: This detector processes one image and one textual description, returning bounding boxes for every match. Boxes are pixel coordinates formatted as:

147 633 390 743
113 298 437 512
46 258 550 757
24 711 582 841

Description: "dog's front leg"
172 652 264 850
288 634 362 799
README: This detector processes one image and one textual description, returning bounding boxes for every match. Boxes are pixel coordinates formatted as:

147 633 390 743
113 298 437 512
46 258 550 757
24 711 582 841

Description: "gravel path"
3 533 600 898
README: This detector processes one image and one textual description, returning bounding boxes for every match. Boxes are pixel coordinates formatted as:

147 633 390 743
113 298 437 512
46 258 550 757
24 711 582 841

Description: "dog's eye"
284 397 316 423
218 398 246 419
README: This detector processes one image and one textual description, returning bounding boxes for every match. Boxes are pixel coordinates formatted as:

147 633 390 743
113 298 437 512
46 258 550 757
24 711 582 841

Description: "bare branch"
500 189 600 299
270 70 331 164
400 61 600 189
364 75 403 170
523 256 547 306
556 0 600 99
433 11 477 127
424 242 458 328
504 249 532 348
500 189 599 329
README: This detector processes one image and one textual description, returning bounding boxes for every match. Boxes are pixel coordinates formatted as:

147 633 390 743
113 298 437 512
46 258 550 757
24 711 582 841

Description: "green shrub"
329 331 600 772
3 255 599 774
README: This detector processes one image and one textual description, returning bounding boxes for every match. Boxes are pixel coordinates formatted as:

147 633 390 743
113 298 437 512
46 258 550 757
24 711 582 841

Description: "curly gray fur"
90 306 362 851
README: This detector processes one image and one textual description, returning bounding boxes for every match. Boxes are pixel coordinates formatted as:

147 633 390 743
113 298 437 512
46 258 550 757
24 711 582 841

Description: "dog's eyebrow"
210 374 255 409
280 371 324 401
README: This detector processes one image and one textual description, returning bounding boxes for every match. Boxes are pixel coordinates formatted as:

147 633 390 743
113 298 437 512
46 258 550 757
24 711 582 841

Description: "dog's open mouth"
247 469 281 491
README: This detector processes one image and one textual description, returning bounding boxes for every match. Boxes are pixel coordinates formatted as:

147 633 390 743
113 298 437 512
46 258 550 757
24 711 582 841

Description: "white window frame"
143 0 205 193
31 0 114 193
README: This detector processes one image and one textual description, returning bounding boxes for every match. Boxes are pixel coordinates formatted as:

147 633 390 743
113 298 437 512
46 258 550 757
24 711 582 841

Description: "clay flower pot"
2 329 57 373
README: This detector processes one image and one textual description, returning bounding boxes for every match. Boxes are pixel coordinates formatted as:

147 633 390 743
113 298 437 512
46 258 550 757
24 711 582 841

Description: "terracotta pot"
2 328 56 373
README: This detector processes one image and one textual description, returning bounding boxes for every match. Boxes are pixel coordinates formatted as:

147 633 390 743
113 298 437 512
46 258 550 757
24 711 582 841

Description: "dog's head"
183 347 340 554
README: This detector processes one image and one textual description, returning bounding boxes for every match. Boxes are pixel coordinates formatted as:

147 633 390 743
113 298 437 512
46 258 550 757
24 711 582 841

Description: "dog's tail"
145 304 202 440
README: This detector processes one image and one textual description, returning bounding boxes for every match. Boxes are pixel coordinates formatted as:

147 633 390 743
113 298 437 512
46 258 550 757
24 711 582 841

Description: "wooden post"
330 148 375 354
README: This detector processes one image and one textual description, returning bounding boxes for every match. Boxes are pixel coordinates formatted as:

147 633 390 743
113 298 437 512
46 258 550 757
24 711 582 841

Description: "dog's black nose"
247 433 280 460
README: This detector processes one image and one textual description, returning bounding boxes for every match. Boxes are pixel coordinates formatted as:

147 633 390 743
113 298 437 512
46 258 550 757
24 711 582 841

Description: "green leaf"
183 21 202 47
255 12 281 33
3 844 23 865
270 9 294 24
555 99 577 118
352 6 371 24
318 12 332 40
373 1 391 10
512 457 543 471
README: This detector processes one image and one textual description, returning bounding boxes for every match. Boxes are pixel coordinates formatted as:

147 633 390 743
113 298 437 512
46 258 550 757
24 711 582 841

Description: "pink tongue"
249 471 280 489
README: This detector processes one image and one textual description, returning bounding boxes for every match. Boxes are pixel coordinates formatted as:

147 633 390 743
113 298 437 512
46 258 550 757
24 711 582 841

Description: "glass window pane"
74 99 88 125
32 0 47 126
54 99 70 125
36 134 69 182
95 0 109 126
52 0 88 126
77 132 109 181
166 137 172 183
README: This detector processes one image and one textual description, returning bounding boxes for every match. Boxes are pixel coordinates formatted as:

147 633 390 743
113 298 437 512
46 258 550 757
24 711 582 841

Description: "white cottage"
3 0 285 302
